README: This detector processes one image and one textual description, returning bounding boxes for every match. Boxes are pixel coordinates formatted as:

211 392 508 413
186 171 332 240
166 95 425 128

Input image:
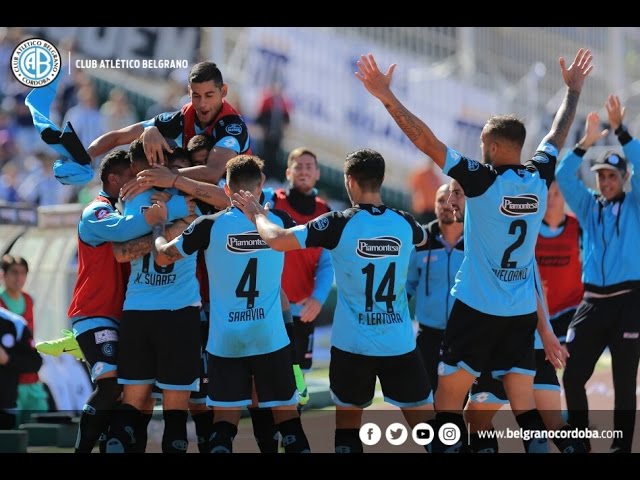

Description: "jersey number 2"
501 220 527 268
362 262 396 313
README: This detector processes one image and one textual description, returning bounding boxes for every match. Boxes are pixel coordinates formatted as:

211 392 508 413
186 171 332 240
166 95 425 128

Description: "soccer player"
46 150 171 453
232 148 433 454
88 62 249 205
105 139 199 454
270 147 333 383
154 155 310 453
406 180 464 394
356 49 592 452
557 97 640 453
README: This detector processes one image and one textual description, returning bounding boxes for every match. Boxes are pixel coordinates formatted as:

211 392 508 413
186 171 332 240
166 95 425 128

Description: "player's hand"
299 297 322 323
144 200 168 226
541 329 569 369
355 53 396 102
232 190 268 223
605 94 625 131
120 176 152 202
141 126 173 165
137 165 177 189
559 48 593 93
0 346 8 365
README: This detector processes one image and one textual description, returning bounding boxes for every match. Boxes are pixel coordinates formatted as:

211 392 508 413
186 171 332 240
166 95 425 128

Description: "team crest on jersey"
1 333 15 348
94 207 110 220
225 124 242 135
356 236 401 258
312 217 329 231
499 194 539 217
467 159 480 171
227 231 269 253
533 153 549 164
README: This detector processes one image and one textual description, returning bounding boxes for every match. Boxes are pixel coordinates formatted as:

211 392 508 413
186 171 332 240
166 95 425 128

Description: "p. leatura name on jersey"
228 308 265 322
133 272 176 286
491 267 528 282
358 312 403 325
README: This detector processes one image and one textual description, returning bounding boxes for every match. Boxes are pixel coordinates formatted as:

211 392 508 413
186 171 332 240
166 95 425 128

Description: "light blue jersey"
175 207 294 358
443 143 557 316
407 220 464 330
123 189 199 311
293 204 426 356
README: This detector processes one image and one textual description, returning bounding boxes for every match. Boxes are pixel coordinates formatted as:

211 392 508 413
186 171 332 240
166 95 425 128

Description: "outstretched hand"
605 94 625 131
355 53 396 102
580 111 609 149
232 190 268 223
559 48 593 92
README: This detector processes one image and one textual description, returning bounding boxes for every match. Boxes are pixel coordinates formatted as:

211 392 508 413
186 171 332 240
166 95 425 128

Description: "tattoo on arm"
193 186 212 200
114 235 153 262
386 104 423 143
548 90 580 147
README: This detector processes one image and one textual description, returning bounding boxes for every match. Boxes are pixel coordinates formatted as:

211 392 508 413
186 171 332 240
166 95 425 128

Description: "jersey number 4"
236 258 259 309
362 262 396 313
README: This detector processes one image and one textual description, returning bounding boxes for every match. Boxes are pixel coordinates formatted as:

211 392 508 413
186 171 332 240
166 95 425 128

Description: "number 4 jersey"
175 207 295 358
293 204 427 356
443 142 557 316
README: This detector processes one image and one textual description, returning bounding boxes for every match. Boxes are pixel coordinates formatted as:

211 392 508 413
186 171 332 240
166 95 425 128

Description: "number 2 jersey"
292 204 427 356
443 142 557 316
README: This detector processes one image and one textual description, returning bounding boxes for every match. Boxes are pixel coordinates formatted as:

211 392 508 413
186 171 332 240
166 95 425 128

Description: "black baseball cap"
590 150 627 174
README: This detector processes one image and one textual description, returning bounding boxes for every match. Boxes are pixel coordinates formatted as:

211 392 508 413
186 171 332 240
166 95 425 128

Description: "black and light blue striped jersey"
175 207 295 358
293 204 426 356
443 142 557 316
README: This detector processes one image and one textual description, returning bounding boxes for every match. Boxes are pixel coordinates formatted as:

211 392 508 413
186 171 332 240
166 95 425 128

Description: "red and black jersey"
67 195 131 321
536 214 583 317
273 188 331 303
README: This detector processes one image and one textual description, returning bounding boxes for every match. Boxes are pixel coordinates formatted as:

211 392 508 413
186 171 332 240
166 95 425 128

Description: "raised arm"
356 54 447 169
87 122 145 160
556 112 606 224
542 48 593 150
606 94 640 204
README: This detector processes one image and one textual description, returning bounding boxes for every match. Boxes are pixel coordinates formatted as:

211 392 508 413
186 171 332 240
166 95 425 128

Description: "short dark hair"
187 134 213 155
99 150 131 184
167 147 188 169
1 254 28 274
344 149 385 192
485 115 526 148
287 147 317 167
226 155 264 191
128 138 148 169
189 62 223 87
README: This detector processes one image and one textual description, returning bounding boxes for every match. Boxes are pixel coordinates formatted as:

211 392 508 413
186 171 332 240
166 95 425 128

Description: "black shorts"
550 309 576 344
76 323 119 382
292 316 315 372
440 300 536 378
329 346 432 408
470 350 560 403
416 325 445 392
118 307 201 391
207 344 296 408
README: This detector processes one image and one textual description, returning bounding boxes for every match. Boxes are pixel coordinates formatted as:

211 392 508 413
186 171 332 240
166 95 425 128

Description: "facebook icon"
359 422 382 446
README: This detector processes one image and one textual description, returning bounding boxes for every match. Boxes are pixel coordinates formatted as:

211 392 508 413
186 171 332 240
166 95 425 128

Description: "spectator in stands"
255 80 291 179
100 89 138 133
0 306 42 429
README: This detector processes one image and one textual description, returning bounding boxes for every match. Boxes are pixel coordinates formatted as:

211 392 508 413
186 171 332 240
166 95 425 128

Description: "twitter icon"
385 422 408 445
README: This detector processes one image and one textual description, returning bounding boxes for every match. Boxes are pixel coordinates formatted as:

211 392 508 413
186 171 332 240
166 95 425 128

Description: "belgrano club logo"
12 38 61 88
